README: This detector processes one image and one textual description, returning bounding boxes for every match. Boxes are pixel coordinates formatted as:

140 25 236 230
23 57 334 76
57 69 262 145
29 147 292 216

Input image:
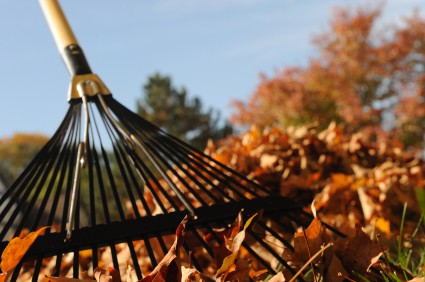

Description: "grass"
361 202 425 282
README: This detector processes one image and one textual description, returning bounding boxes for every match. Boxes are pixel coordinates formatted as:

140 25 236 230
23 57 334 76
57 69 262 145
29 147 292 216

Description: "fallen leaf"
293 218 330 265
181 266 200 282
311 199 317 218
248 268 268 281
1 226 49 273
225 258 250 282
357 187 375 221
181 266 214 282
215 213 258 281
140 216 188 282
324 255 348 282
334 227 382 274
260 154 279 169
374 217 390 234
125 265 138 282
407 278 425 282
94 267 121 282
42 277 94 282
268 272 285 282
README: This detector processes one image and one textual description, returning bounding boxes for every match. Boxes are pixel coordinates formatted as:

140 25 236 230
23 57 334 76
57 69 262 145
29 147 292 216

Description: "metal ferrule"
69 74 111 100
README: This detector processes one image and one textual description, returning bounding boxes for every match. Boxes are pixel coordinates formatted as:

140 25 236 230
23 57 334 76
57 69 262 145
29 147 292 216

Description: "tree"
137 73 232 150
231 4 425 150
0 133 49 180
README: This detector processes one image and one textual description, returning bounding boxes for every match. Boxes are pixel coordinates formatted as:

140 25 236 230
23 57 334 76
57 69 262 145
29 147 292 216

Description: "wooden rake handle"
39 0 92 76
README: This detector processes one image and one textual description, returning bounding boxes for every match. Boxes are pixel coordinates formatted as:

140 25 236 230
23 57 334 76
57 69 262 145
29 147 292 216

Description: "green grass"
362 202 425 282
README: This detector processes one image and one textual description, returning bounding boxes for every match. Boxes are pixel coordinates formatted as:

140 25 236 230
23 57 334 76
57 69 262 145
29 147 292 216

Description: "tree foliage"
0 133 49 180
137 73 232 150
231 3 425 150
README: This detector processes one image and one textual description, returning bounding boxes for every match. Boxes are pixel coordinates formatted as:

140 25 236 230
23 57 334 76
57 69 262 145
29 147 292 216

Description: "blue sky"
0 0 424 138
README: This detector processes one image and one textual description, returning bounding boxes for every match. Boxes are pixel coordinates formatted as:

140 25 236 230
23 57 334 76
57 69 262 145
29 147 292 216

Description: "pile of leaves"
205 123 424 234
2 123 425 281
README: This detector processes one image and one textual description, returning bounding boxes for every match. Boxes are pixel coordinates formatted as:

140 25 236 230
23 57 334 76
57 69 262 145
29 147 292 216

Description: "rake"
0 0 341 280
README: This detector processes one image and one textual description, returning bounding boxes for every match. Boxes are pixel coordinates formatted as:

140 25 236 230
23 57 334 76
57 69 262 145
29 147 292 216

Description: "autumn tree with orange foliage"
231 3 425 150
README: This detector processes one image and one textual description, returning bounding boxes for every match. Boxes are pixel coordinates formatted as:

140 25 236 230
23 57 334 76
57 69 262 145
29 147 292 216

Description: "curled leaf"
140 216 188 282
1 226 49 273
293 218 329 265
94 266 121 282
215 213 258 281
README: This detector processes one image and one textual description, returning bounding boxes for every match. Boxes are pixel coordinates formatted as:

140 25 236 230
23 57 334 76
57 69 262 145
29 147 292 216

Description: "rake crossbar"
0 196 299 261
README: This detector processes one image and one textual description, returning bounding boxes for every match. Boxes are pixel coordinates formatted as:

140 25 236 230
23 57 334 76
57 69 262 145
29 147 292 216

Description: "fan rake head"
0 92 318 279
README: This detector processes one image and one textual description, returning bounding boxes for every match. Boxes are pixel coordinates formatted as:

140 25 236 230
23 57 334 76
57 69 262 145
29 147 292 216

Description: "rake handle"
39 0 92 76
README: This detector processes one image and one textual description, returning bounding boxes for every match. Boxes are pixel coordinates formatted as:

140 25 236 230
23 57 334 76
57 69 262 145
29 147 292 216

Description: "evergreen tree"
137 73 232 150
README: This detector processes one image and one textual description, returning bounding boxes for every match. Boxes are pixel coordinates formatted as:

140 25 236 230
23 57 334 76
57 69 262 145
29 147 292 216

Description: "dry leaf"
293 218 330 265
248 269 268 281
324 255 348 282
215 213 258 281
225 258 250 282
1 226 49 273
311 199 317 218
334 227 382 274
181 266 214 282
94 267 121 282
268 272 285 282
357 187 375 221
140 216 188 282
43 277 94 282
374 217 390 234
125 265 138 282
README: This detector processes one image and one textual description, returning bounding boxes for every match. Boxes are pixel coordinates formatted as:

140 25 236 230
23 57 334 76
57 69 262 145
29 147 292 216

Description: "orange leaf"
1 226 49 273
293 218 329 264
215 213 257 280
374 217 390 234
42 277 94 282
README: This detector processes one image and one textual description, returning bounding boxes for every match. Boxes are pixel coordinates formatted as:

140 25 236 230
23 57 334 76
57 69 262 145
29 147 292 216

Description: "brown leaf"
140 216 188 282
42 277 94 282
1 226 49 273
334 227 382 274
94 267 121 282
293 218 330 265
225 258 250 282
181 266 214 282
324 255 348 282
